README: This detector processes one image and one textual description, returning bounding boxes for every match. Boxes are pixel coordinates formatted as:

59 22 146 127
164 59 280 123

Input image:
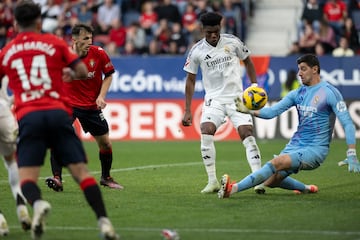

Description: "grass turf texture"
0 139 359 240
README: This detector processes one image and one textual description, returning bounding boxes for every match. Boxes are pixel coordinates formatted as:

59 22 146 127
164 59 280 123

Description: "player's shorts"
200 99 253 129
278 144 329 176
0 99 17 156
73 107 109 136
17 109 87 167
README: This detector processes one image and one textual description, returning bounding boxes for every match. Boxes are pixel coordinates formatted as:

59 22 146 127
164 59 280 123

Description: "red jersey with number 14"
64 45 115 109
0 32 80 120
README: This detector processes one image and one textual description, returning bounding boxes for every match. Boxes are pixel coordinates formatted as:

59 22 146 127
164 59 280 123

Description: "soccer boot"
98 217 120 240
293 185 318 194
218 174 234 199
100 176 124 190
31 200 51 240
200 180 220 193
254 184 266 194
17 204 31 231
45 176 63 192
0 213 9 236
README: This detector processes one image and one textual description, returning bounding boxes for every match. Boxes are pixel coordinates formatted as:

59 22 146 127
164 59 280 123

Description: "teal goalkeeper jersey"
259 80 356 148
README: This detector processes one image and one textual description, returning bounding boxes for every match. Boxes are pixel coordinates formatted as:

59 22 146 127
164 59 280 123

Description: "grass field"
0 139 359 240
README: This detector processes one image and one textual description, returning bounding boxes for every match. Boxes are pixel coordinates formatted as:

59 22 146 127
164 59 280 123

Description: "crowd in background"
289 0 360 57
0 0 254 56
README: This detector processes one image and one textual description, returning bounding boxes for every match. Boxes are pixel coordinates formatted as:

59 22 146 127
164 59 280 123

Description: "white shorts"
0 99 17 156
200 99 253 129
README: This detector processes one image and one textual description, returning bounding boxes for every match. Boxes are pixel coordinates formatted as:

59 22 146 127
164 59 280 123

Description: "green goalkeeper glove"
338 149 360 173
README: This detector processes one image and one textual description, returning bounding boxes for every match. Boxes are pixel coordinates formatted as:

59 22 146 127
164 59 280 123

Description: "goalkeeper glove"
234 94 251 113
338 149 360 173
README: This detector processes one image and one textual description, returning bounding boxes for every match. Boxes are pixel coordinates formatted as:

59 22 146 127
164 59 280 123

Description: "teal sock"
236 162 276 192
279 177 306 191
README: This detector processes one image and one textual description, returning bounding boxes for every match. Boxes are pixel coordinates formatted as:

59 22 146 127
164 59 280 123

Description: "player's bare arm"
96 75 112 109
182 73 196 126
243 57 257 84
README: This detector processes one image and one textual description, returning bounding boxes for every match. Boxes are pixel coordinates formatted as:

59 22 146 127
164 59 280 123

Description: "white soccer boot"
201 180 220 193
31 200 51 240
98 217 120 240
17 204 32 231
0 213 9 236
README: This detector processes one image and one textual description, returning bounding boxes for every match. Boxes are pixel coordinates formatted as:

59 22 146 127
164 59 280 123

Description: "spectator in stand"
194 0 213 19
298 0 323 39
126 21 147 54
0 1 14 31
318 19 337 53
95 0 121 35
169 22 188 54
154 18 172 53
155 0 182 24
342 17 360 52
323 0 347 41
76 2 93 26
315 41 328 55
41 0 62 33
332 36 355 56
105 19 127 56
287 41 301 56
148 38 161 55
299 23 319 53
280 69 300 99
220 0 241 36
182 3 199 45
139 1 158 43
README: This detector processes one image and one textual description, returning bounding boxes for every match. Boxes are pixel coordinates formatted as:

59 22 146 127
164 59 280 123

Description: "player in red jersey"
0 2 119 239
46 23 123 191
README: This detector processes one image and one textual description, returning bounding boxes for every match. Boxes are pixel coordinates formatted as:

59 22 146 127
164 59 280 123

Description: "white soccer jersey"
184 34 251 103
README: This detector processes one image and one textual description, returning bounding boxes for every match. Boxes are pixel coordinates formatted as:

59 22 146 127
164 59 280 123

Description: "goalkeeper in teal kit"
218 54 360 198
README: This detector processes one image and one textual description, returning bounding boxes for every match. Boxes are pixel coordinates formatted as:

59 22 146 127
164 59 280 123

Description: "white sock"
242 136 262 172
3 160 23 201
201 134 217 183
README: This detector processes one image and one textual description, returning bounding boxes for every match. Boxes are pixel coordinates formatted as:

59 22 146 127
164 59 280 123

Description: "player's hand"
182 111 192 126
338 149 360 173
234 94 250 113
62 67 75 82
96 97 107 109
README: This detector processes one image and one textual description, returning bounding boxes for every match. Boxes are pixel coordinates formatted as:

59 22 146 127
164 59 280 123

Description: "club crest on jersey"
336 101 347 112
89 59 95 68
224 46 230 54
313 95 319 104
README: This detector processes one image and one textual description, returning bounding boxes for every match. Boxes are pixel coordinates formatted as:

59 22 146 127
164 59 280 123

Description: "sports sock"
201 134 217 183
3 160 23 200
242 136 262 172
50 151 63 180
80 177 107 218
236 162 276 192
21 180 41 206
100 149 112 178
279 176 306 191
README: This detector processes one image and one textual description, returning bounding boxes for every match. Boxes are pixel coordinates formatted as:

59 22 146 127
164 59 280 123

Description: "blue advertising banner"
108 56 360 101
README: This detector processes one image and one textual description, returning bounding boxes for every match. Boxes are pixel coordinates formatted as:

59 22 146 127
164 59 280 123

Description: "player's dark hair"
71 23 94 36
199 12 223 27
297 54 321 74
14 1 41 28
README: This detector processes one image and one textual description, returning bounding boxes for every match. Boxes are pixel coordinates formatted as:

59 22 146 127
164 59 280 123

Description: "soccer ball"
242 86 268 110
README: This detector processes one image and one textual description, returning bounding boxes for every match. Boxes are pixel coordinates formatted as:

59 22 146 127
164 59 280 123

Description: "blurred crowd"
289 0 360 57
0 0 254 56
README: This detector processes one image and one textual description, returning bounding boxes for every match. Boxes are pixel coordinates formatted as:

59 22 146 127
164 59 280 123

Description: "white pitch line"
0 162 202 184
6 225 360 236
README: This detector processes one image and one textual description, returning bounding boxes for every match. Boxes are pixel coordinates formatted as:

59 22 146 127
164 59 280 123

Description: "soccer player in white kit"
182 12 265 194
0 76 31 235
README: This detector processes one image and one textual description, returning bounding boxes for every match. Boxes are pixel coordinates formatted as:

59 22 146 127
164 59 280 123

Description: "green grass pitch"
0 139 359 240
